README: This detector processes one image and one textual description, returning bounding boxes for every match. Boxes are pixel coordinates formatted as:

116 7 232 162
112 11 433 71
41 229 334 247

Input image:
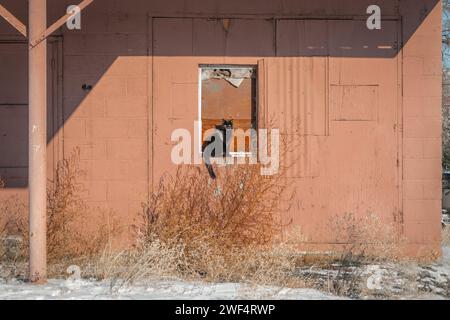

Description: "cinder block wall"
61 16 150 235
401 2 442 257
0 0 444 256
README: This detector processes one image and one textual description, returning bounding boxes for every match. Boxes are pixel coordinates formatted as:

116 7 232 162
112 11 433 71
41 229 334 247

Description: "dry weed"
0 195 27 263
139 164 290 250
90 235 300 292
0 177 27 279
326 212 402 297
91 238 184 291
136 164 292 278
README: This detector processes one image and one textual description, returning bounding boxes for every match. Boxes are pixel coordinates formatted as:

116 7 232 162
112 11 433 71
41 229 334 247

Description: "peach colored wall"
401 3 443 256
0 0 442 257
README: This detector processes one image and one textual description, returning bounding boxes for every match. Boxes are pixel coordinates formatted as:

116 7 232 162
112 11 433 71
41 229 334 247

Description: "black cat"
202 119 234 179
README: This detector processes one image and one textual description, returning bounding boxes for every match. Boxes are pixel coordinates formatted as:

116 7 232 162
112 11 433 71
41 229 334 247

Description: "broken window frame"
198 64 258 158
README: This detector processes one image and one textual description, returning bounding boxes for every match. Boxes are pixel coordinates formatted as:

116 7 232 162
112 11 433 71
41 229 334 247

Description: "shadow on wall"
0 0 441 187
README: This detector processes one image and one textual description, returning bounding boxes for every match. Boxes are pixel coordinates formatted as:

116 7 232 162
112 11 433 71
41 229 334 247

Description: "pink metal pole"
28 0 47 283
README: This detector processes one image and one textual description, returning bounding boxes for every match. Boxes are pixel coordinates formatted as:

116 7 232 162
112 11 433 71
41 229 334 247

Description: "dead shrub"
136 164 292 279
140 164 288 248
326 212 401 297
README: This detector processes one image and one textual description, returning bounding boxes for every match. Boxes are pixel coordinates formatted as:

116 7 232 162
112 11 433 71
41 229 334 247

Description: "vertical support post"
28 0 47 283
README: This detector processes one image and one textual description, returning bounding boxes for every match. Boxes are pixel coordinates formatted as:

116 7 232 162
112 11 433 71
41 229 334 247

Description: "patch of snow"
2 247 449 300
0 279 338 300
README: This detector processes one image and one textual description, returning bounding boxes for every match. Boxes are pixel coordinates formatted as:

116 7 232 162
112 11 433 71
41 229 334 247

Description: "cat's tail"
205 163 217 180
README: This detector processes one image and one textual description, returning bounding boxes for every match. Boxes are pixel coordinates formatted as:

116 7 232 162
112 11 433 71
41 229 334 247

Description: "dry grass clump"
0 177 27 270
92 236 300 291
0 177 27 279
0 196 27 258
325 213 402 297
330 213 401 261
91 238 185 290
